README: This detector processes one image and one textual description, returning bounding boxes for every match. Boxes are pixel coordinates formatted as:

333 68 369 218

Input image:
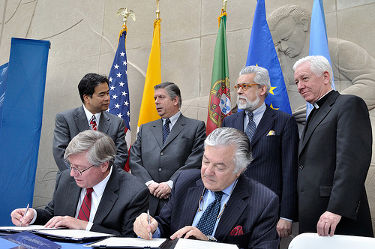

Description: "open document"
0 225 57 233
34 229 114 242
87 237 238 249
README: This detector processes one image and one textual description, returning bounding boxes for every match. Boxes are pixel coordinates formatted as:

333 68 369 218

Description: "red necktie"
77 188 93 221
89 115 97 130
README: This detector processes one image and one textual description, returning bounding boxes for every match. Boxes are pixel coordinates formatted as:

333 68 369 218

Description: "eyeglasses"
233 83 259 91
69 164 95 175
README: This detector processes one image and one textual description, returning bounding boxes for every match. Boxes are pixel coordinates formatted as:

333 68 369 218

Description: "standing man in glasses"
11 130 148 236
222 66 299 238
53 73 128 171
133 127 279 249
130 82 206 216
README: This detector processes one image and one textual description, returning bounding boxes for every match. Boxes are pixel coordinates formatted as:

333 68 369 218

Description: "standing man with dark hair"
130 82 206 216
223 65 299 238
294 55 373 237
133 127 279 249
12 130 148 236
53 73 128 171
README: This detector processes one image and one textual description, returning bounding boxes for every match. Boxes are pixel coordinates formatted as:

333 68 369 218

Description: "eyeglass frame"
233 83 260 91
69 163 96 175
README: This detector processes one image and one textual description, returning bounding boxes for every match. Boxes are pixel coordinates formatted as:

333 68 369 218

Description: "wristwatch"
206 235 217 242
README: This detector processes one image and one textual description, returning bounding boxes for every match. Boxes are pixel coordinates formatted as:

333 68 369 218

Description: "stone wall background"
1 0 375 232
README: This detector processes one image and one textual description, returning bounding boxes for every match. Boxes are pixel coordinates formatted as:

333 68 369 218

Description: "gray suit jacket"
35 167 148 236
298 91 373 236
129 114 206 214
53 106 128 171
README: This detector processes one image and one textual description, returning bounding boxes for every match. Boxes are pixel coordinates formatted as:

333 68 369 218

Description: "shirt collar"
162 111 181 127
92 166 112 197
313 90 333 109
83 105 101 125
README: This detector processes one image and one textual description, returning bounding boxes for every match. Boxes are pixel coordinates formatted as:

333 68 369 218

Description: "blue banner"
0 38 50 225
307 0 335 117
246 0 292 114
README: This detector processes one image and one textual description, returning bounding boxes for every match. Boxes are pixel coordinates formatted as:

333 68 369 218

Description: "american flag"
108 28 131 171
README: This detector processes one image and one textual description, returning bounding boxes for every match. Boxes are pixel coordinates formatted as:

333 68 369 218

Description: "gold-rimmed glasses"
233 83 259 91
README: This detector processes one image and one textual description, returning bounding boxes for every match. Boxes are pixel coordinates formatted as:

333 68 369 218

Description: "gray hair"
205 127 252 174
239 65 271 96
64 130 116 167
154 82 182 108
293 55 333 83
268 5 310 31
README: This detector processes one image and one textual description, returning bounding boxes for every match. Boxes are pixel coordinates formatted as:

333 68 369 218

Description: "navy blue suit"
156 169 279 249
223 105 298 220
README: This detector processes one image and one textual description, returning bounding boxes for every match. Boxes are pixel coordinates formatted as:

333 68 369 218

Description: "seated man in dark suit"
53 73 128 171
134 127 279 249
130 82 206 216
223 66 299 238
11 130 148 236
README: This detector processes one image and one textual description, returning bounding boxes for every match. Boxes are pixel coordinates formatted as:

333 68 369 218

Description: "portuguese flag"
206 10 231 135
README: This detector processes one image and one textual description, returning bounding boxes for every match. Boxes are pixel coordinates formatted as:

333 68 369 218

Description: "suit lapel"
179 179 203 227
98 111 110 134
74 106 90 131
251 106 275 146
162 115 185 149
66 178 82 216
299 91 339 155
233 112 245 131
151 120 164 148
93 169 119 224
215 176 249 238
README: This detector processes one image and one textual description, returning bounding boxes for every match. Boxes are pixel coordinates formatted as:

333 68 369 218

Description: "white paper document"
0 225 57 232
34 229 113 241
87 237 167 248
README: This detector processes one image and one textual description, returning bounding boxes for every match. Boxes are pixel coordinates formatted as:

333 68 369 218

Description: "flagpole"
222 0 227 12
156 0 160 19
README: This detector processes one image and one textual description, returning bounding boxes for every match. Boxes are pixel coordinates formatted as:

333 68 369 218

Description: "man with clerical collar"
53 73 128 171
223 65 299 238
294 55 373 237
130 82 206 216
133 127 279 249
12 130 148 236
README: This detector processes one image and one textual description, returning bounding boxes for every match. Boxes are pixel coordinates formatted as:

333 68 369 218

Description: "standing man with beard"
223 66 299 238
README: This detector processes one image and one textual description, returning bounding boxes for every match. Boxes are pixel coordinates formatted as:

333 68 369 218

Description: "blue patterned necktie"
162 118 171 143
196 191 224 236
245 111 256 142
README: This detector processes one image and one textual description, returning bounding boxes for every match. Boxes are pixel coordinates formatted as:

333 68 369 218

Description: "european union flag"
246 0 291 114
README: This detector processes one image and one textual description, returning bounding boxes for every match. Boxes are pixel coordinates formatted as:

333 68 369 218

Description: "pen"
21 203 29 225
147 209 152 239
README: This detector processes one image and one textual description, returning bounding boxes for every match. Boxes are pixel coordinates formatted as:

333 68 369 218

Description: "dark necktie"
77 188 94 222
162 118 171 143
245 111 256 142
89 115 97 131
196 191 224 236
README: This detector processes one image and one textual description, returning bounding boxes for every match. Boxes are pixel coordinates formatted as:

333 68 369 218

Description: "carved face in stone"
272 16 308 58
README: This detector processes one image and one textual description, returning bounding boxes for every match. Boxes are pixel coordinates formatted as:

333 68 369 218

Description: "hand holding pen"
10 203 34 226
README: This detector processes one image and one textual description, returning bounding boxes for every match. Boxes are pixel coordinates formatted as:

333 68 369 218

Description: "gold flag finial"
222 0 228 12
117 8 136 26
156 0 160 19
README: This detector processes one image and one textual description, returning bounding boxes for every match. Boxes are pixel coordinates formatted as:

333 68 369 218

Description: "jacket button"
158 168 162 172
160 152 164 156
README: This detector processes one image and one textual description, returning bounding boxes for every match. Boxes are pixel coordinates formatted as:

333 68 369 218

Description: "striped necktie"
77 188 94 222
245 111 256 142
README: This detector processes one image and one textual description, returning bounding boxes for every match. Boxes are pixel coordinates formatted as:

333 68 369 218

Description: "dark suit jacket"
35 167 148 236
53 106 128 171
156 169 279 249
298 91 373 236
223 105 298 220
130 114 206 215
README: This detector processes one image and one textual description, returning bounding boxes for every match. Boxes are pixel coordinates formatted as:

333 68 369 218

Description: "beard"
237 95 260 111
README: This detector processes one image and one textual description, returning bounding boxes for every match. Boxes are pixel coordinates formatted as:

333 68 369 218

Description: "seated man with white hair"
134 127 279 249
